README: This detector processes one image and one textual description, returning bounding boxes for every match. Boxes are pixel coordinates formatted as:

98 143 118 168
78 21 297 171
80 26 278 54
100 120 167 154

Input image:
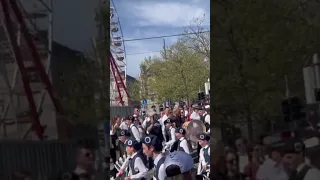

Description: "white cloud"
130 2 209 27
124 39 163 77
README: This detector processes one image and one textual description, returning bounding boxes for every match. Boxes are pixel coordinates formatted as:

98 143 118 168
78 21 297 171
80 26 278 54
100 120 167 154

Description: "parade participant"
126 115 141 142
142 134 166 180
124 138 148 180
197 133 210 178
160 107 170 142
146 112 163 142
281 138 320 180
164 117 177 151
190 105 201 120
201 105 210 133
171 127 190 154
118 129 131 157
256 140 288 180
116 130 131 178
164 151 195 180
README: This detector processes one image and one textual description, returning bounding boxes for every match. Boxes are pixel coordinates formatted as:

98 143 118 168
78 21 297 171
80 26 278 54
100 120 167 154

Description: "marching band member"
126 115 141 142
172 127 190 154
164 118 176 151
142 134 166 180
197 133 210 178
117 130 131 177
164 151 195 180
124 138 148 180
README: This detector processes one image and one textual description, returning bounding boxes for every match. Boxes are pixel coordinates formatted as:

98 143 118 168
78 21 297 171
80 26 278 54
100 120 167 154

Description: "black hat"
282 138 305 154
268 141 286 153
142 134 163 151
175 128 186 135
198 133 210 141
118 129 130 137
125 138 142 151
164 117 175 124
126 115 134 122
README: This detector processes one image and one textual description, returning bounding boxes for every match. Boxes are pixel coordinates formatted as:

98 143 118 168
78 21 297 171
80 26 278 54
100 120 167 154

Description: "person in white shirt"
190 105 201 120
123 138 148 180
160 108 170 142
163 118 176 151
120 117 128 130
256 141 288 180
126 116 141 142
173 128 190 154
142 134 166 180
282 139 320 180
197 133 210 177
235 138 249 174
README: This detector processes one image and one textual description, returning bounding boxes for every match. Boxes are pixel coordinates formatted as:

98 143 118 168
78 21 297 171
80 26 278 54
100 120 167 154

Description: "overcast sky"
22 0 209 77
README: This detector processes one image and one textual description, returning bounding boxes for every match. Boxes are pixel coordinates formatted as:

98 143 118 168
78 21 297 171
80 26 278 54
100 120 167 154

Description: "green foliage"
58 57 101 125
141 41 209 102
211 0 320 138
127 81 141 102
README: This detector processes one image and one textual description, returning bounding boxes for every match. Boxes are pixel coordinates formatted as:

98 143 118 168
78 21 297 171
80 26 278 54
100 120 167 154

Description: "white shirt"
74 166 93 180
142 118 149 129
204 114 210 124
297 163 320 180
120 121 128 130
129 152 148 180
256 158 288 180
160 115 168 141
165 127 176 147
130 124 141 142
197 145 210 175
190 112 200 120
238 153 249 174
153 154 166 180
179 137 190 154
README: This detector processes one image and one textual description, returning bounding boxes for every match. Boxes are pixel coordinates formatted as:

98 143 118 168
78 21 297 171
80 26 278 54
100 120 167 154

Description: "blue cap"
164 151 194 177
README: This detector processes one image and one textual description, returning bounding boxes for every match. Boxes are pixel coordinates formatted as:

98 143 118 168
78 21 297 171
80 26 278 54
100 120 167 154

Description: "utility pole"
163 38 167 61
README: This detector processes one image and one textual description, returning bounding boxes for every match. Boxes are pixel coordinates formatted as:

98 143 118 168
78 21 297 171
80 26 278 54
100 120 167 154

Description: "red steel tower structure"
110 1 129 106
0 0 63 139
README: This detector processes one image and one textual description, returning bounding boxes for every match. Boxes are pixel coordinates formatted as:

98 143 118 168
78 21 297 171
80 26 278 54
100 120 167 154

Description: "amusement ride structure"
110 0 129 106
0 0 62 140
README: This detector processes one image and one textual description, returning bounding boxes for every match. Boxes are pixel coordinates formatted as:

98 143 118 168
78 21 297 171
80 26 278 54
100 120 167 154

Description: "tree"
212 0 320 140
183 16 210 60
146 41 209 103
127 81 141 102
58 56 101 125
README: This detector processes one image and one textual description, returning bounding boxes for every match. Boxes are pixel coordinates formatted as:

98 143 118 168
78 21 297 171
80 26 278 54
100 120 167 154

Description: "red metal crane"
0 0 63 139
110 52 129 106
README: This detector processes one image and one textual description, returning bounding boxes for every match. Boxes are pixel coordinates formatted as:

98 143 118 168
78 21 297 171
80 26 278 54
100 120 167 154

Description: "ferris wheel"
110 1 129 106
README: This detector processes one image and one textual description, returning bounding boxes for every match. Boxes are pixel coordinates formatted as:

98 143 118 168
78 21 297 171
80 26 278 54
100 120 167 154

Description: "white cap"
205 105 210 109
164 151 194 176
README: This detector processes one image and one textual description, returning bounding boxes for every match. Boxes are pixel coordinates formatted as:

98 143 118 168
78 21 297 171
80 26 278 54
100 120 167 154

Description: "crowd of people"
209 134 320 180
110 104 211 180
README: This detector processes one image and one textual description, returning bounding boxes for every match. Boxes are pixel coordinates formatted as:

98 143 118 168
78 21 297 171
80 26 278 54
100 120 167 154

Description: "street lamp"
205 78 210 95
